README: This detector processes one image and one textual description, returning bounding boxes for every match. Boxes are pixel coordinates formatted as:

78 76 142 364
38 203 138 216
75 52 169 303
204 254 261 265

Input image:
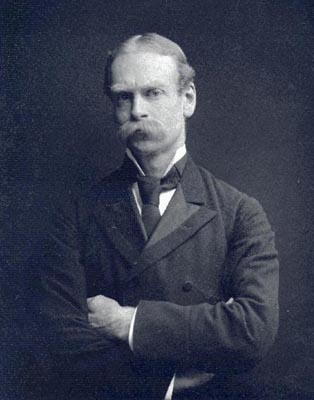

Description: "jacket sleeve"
132 195 279 373
34 196 174 399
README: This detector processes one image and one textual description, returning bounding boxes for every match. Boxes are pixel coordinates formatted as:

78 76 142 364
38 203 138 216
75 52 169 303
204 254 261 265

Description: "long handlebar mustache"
118 120 164 140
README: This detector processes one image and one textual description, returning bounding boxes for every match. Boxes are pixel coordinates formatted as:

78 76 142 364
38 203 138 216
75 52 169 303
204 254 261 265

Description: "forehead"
110 52 179 91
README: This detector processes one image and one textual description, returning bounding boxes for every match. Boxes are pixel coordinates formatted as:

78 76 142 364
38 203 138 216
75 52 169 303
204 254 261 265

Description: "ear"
183 83 196 118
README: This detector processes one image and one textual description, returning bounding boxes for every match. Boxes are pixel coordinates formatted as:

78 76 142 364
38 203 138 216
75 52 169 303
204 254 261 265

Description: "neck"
133 150 177 178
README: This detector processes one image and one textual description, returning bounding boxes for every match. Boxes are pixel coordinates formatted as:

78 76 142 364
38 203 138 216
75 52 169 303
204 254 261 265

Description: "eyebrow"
110 81 167 93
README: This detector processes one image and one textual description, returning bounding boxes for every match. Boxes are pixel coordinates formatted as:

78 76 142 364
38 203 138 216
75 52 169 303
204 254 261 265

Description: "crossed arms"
36 191 279 398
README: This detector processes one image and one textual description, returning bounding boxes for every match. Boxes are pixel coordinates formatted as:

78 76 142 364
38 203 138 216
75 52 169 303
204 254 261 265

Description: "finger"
88 313 98 327
87 296 97 304
226 297 234 305
87 295 105 311
87 298 96 311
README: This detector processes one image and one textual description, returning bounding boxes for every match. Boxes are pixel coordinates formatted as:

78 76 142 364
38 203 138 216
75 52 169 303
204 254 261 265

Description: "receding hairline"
104 33 195 96
110 51 181 86
111 33 188 62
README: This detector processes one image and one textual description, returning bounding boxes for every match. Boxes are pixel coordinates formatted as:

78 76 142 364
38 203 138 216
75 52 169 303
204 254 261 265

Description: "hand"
87 295 135 342
174 369 215 393
226 297 234 305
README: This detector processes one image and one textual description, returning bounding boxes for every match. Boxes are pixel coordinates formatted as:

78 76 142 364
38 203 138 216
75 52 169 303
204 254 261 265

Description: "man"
37 33 279 400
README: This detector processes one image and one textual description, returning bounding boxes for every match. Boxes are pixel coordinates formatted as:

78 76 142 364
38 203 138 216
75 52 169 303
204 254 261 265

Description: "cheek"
114 107 129 124
163 97 183 116
157 102 177 121
161 103 183 124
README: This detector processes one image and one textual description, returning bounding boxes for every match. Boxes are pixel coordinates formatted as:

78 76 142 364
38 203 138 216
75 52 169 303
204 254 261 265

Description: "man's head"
105 33 195 96
105 33 196 159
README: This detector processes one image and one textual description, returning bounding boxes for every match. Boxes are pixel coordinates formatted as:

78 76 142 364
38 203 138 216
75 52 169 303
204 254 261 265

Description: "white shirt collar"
126 144 187 177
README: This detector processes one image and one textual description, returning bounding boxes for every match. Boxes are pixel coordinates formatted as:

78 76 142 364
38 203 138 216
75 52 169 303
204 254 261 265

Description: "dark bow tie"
136 167 181 237
120 154 187 237
136 166 181 207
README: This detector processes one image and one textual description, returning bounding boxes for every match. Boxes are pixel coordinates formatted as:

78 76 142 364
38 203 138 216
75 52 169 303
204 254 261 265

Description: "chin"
127 133 155 148
129 144 158 155
127 139 162 156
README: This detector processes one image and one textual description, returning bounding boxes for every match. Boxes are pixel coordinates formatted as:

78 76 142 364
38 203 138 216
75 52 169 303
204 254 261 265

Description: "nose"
130 94 148 121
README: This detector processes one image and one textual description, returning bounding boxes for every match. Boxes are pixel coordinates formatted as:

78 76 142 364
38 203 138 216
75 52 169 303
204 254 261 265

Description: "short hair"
104 33 195 97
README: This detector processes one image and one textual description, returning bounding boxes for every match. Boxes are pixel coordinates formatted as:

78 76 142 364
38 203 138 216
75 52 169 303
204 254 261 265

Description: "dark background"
1 0 314 398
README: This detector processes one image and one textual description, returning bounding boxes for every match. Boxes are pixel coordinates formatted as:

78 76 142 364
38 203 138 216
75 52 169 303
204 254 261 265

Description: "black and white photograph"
1 1 314 399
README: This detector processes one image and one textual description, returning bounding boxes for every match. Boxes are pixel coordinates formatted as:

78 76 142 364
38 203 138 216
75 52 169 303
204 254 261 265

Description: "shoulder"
196 163 264 214
47 166 122 223
194 163 272 240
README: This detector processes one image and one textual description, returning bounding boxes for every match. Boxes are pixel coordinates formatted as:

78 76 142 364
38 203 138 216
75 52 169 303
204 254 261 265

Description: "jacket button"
182 281 193 292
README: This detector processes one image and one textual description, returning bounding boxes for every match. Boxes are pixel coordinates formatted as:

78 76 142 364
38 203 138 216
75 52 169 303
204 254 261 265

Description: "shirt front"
126 144 187 217
126 144 187 400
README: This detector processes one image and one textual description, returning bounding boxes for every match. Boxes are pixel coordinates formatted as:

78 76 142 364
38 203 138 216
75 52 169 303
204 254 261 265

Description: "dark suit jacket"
36 154 279 399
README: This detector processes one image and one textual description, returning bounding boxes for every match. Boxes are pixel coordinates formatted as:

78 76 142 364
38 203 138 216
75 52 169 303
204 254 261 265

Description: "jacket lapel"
145 184 197 248
94 175 146 266
125 156 217 282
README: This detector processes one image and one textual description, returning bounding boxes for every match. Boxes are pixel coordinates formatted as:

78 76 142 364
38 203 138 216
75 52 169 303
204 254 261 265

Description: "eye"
145 89 163 98
115 92 131 104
